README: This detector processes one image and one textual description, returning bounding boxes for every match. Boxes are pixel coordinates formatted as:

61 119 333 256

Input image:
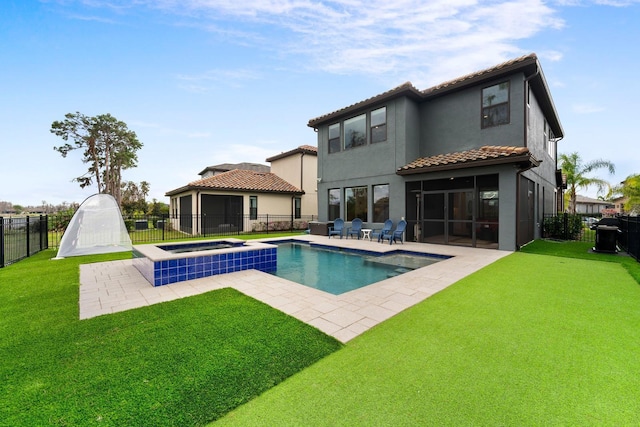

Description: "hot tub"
132 238 277 287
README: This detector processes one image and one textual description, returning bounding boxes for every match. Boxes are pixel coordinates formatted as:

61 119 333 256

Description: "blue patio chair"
328 218 344 238
346 218 363 239
381 219 407 244
371 219 393 242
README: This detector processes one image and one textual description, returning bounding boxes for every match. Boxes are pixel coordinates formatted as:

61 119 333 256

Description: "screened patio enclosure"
405 174 499 249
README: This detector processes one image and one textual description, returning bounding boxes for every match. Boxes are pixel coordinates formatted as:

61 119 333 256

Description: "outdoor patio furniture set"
328 218 407 244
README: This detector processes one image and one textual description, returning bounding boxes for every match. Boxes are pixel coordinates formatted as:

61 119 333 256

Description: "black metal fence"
619 216 640 261
542 213 594 243
543 213 640 261
47 213 317 249
1 216 49 267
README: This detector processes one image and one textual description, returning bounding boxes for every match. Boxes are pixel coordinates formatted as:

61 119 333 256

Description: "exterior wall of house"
313 67 561 250
168 190 301 235
316 96 417 227
270 153 318 216
525 79 559 220
420 73 526 156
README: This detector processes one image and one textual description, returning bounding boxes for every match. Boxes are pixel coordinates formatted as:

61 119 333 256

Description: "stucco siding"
420 73 526 156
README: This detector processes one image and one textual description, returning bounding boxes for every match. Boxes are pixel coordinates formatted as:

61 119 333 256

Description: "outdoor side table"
361 228 372 241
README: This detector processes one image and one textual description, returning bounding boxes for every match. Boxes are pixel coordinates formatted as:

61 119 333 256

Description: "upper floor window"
249 196 258 220
328 123 341 154
344 113 367 150
371 107 387 143
547 129 556 159
482 82 509 128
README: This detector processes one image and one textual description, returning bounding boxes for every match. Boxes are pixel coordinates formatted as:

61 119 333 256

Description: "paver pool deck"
79 235 510 343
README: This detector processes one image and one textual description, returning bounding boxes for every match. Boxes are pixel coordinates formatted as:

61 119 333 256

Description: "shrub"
543 214 583 240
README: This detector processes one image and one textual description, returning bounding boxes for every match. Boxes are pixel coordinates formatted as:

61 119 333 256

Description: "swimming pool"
271 242 448 295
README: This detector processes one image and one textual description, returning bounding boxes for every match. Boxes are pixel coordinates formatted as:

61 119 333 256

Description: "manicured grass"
0 250 342 426
216 242 640 426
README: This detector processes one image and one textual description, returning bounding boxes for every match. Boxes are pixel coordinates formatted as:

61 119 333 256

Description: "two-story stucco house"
165 145 317 235
308 54 564 251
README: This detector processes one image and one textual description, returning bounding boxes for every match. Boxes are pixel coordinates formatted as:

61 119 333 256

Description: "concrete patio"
79 235 510 343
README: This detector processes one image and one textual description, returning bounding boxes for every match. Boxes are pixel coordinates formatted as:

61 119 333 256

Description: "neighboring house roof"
166 169 303 196
575 195 612 205
198 162 270 177
265 145 317 162
397 146 540 175
308 53 563 139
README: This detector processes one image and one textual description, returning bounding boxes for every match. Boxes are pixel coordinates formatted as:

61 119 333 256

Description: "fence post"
162 213 166 241
40 215 45 251
26 216 30 257
0 217 4 268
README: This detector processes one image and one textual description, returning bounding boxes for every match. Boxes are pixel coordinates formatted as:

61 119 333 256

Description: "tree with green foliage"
610 174 640 214
120 180 150 216
559 152 615 214
148 199 169 217
51 112 143 207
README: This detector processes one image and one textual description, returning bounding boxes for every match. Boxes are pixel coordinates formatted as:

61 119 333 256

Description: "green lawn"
0 250 342 426
215 241 640 426
4 241 640 426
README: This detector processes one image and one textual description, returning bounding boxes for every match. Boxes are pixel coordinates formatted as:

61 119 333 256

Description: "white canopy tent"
55 194 132 258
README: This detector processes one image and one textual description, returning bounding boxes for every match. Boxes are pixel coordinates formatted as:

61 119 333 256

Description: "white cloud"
154 0 565 87
572 103 606 114
175 68 262 92
78 0 565 85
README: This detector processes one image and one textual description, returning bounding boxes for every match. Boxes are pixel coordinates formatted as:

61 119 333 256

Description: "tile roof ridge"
423 53 538 95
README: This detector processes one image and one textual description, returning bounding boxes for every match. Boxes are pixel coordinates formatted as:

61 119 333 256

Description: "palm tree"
559 152 615 214
610 174 640 214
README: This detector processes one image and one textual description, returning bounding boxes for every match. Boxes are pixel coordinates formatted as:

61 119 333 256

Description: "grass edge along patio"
2 240 640 425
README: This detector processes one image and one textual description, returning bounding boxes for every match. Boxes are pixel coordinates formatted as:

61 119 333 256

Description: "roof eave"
396 155 539 176
307 84 423 128
167 185 303 196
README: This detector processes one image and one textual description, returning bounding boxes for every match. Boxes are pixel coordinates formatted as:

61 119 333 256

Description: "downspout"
300 152 305 191
517 65 541 249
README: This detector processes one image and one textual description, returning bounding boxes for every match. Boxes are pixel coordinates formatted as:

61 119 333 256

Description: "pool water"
271 242 444 295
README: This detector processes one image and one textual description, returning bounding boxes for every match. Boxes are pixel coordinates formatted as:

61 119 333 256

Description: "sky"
1 0 638 208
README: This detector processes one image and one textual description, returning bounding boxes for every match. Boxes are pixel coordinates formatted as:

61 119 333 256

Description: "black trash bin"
594 225 618 253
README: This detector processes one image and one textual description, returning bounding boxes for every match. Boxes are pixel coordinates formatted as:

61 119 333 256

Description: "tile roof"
397 146 540 175
307 53 562 138
166 169 303 196
198 162 270 176
423 54 537 96
308 82 422 127
266 145 318 162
